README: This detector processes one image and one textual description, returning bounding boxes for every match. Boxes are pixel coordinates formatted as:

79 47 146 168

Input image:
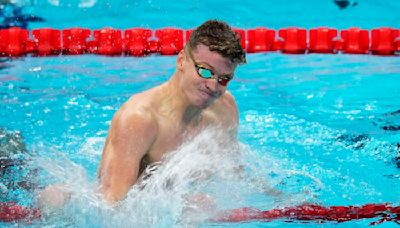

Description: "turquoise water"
22 0 399 29
1 0 400 227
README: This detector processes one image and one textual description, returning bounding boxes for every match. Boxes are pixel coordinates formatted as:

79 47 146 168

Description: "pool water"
1 0 400 227
1 53 399 227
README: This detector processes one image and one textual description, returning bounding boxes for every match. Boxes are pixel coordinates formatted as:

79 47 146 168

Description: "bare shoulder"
110 88 160 140
214 90 238 116
222 91 238 114
121 85 163 118
209 90 239 127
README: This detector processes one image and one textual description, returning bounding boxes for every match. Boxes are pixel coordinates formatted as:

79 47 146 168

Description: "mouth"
199 89 215 100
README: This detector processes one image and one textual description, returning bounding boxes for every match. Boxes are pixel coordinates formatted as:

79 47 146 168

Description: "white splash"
78 0 96 8
46 0 97 8
34 127 321 227
47 0 59 6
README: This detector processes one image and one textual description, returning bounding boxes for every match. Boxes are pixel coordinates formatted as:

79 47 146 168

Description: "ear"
176 49 185 71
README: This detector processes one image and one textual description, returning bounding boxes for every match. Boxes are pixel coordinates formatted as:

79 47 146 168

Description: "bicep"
99 111 157 203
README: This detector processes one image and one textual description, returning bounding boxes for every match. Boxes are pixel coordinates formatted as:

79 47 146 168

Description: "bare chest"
145 112 224 163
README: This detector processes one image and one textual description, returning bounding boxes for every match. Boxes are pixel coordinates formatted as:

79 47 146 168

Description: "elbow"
102 193 120 206
100 184 126 206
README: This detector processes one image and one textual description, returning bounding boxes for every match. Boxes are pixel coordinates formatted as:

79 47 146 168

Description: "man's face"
181 44 237 108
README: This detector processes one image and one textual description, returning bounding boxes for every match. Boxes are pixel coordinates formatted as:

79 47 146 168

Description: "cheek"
181 71 200 95
187 72 202 87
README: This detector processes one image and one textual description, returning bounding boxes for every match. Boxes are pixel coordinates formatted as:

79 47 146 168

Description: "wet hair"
187 20 246 64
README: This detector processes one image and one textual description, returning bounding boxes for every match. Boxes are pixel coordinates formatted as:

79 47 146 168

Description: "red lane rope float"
0 202 40 223
1 202 399 225
247 28 276 53
62 28 91 54
309 28 338 54
124 28 152 56
0 27 399 57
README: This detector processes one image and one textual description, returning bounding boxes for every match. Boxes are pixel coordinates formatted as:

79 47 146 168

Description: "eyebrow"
196 61 215 71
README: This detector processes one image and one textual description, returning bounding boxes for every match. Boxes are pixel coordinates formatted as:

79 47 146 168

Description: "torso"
131 84 238 174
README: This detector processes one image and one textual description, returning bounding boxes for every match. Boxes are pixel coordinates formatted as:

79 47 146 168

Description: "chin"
194 101 209 109
191 97 212 109
199 98 218 108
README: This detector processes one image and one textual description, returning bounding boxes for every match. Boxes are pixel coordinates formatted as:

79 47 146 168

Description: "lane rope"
214 203 400 225
0 27 399 57
1 202 399 225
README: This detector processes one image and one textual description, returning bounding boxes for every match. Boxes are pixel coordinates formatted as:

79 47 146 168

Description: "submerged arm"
227 93 282 197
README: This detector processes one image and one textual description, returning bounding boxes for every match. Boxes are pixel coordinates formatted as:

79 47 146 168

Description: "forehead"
191 44 237 74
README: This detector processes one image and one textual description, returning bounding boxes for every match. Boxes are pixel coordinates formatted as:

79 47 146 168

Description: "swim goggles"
186 46 233 86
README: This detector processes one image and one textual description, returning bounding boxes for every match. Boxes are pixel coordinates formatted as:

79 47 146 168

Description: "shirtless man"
38 20 246 207
98 20 246 204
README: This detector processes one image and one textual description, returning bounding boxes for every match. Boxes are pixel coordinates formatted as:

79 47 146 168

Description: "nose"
205 77 220 93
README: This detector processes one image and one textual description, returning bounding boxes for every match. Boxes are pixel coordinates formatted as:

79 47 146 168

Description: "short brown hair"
188 20 246 64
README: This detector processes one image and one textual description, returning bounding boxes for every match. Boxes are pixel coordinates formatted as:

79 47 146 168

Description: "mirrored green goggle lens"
196 66 232 86
198 68 213 79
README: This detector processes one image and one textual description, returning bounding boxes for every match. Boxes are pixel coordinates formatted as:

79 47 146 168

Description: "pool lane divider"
0 202 40 223
1 202 399 225
0 27 399 57
213 203 400 225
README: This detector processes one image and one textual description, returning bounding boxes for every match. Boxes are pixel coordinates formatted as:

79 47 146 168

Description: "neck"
162 71 203 126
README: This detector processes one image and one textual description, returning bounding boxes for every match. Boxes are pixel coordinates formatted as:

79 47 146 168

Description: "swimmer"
98 20 246 204
39 20 247 208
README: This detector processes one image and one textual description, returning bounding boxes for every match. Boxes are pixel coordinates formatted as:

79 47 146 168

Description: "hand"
185 193 216 212
37 184 71 211
181 193 217 224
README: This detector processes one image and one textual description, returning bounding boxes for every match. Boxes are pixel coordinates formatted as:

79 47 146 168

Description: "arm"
223 91 239 142
225 93 282 197
98 107 157 204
